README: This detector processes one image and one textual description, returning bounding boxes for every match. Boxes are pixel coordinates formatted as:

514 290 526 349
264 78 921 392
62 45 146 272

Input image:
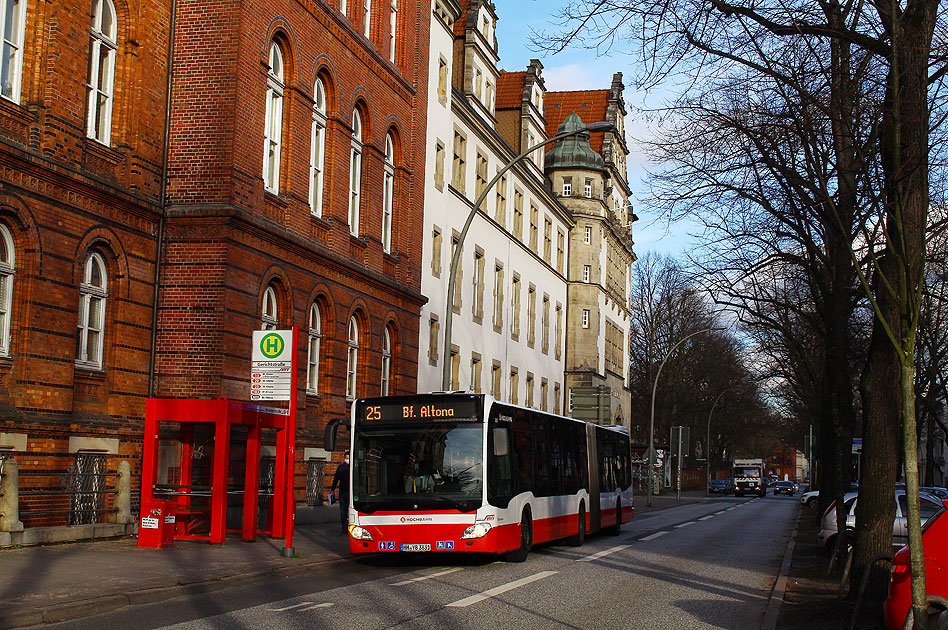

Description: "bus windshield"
353 422 484 513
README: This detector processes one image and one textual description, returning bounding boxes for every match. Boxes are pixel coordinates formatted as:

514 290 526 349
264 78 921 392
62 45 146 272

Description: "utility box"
137 499 176 549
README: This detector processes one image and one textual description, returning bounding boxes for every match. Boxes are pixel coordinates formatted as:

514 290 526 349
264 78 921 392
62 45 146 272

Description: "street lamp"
706 385 737 497
646 327 720 506
441 121 615 390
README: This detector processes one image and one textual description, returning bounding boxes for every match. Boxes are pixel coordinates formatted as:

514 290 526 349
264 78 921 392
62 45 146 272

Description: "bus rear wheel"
567 504 586 547
507 511 532 563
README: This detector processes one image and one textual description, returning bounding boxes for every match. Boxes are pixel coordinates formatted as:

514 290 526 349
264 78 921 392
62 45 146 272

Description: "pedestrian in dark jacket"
330 451 350 535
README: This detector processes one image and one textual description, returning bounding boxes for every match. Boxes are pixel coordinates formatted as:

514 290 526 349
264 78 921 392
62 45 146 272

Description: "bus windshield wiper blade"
433 495 476 512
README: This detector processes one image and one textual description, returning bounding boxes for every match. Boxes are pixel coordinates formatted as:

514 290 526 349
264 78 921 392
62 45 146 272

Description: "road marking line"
675 522 695 528
268 602 313 612
699 515 714 520
578 545 631 562
640 531 667 541
445 571 558 607
391 567 464 586
299 603 334 611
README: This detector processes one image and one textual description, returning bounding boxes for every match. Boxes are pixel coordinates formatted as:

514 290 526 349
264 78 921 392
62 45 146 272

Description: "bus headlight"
460 522 492 539
349 526 373 541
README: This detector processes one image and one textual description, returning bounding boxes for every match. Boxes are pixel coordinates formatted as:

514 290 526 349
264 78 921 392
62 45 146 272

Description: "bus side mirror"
492 427 509 457
323 417 349 452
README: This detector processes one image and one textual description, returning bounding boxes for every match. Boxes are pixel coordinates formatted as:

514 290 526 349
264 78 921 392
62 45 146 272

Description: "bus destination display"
359 398 479 423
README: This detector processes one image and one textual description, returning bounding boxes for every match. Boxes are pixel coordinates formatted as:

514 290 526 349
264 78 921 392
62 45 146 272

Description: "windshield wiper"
432 495 477 512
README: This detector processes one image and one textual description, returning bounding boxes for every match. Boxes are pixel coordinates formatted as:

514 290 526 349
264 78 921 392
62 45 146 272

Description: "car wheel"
805 497 816 507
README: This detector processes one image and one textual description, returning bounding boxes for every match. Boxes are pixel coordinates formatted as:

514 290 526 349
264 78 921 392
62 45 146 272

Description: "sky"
493 1 703 259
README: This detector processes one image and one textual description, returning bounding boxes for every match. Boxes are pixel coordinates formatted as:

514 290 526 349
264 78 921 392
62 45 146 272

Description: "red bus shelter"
140 397 296 545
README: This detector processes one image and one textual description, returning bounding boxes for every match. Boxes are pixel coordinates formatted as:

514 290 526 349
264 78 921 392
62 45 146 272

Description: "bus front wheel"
567 504 586 547
607 500 622 535
507 511 532 562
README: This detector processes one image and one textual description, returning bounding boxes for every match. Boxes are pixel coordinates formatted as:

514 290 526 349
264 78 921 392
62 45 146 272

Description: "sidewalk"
0 490 710 630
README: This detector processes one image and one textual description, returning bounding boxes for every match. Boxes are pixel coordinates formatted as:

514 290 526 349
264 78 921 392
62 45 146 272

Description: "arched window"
309 78 327 217
389 0 397 62
307 303 321 393
87 0 117 143
261 285 278 330
348 109 363 236
0 224 14 355
1 0 27 102
76 252 108 368
380 326 392 395
346 315 359 399
382 133 395 253
263 42 285 193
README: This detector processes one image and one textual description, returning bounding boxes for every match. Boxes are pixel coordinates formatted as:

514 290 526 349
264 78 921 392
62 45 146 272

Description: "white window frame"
382 133 395 253
86 0 117 144
347 316 359 399
582 309 590 329
263 43 285 193
584 225 591 244
307 303 321 393
389 0 397 62
562 178 571 197
349 110 363 236
381 327 392 395
363 0 371 37
583 265 590 283
261 285 278 330
309 79 327 217
0 224 14 355
1 0 27 103
76 252 107 368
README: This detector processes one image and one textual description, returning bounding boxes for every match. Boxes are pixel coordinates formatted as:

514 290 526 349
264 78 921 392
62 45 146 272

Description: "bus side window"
512 411 534 495
487 423 514 507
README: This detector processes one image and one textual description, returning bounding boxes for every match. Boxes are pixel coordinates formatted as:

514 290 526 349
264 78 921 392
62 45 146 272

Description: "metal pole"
647 327 719 506
440 122 615 391
706 386 736 497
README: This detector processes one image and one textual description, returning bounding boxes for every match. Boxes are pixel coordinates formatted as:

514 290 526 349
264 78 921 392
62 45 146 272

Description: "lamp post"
441 121 615 390
706 385 736 497
647 327 719 506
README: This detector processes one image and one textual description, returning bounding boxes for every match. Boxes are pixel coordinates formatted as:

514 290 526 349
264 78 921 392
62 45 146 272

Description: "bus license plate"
400 544 431 552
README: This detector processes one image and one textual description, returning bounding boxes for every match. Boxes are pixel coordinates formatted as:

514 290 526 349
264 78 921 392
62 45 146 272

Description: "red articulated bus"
334 393 633 561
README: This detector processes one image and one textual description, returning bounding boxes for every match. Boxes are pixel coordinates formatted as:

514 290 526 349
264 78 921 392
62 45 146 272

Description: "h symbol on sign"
264 337 281 354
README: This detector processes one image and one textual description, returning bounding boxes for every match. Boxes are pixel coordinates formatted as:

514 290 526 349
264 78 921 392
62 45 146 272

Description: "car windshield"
734 467 760 478
353 422 483 513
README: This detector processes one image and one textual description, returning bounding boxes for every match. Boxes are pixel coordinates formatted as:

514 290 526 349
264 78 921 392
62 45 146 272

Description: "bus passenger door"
587 424 600 533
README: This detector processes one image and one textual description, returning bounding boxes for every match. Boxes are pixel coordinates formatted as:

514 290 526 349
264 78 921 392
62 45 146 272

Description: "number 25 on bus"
324 393 634 561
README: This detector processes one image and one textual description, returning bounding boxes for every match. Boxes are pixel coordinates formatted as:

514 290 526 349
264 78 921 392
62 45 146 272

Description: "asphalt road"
47 494 799 630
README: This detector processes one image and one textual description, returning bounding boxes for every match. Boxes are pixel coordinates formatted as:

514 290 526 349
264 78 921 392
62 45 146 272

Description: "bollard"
110 460 133 525
0 459 24 532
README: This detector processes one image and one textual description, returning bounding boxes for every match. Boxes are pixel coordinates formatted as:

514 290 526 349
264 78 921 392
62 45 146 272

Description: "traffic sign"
251 330 294 401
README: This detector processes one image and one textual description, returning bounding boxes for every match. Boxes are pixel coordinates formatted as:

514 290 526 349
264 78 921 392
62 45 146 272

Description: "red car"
884 498 948 629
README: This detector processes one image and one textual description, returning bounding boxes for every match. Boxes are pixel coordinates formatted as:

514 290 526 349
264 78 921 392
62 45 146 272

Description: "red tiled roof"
545 90 610 153
453 0 471 37
495 71 526 109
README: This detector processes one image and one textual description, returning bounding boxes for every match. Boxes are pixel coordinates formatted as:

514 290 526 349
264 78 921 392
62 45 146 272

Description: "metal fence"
18 452 117 526
306 459 325 506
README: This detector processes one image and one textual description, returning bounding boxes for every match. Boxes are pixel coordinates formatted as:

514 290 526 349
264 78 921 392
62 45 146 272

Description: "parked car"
922 486 948 500
884 498 948 630
709 479 731 494
774 480 795 496
819 490 943 552
800 490 819 507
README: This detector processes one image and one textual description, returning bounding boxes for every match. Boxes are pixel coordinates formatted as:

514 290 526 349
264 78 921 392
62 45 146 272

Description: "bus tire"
567 503 586 547
607 499 622 535
507 510 532 563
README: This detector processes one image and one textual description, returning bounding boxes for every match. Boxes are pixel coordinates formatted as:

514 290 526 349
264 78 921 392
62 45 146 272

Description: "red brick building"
0 0 429 532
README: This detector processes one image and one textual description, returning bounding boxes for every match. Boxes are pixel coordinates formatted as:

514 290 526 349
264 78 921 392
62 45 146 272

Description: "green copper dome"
546 113 607 173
